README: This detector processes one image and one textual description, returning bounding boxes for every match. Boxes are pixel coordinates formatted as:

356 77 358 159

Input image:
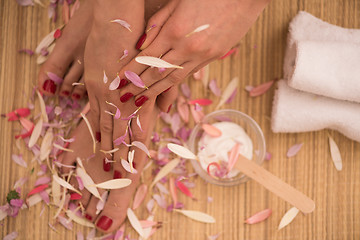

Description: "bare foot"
38 0 93 100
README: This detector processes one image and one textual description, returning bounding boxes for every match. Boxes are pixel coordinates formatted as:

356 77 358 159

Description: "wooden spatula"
235 154 315 213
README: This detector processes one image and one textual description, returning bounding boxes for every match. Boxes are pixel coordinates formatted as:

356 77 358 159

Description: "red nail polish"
72 93 81 100
103 158 111 172
135 96 149 107
61 90 70 96
43 79 57 94
113 170 122 179
136 33 147 50
96 132 101 142
96 215 113 231
117 79 128 89
163 87 171 93
120 92 134 103
133 162 136 169
167 104 172 113
85 213 93 221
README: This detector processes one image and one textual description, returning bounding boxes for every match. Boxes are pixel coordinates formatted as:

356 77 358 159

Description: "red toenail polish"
96 132 101 142
70 193 82 200
113 170 122 179
136 33 147 50
103 158 111 172
72 93 81 100
163 87 171 93
117 79 128 89
54 29 62 39
133 162 136 169
97 215 113 231
120 92 134 103
43 79 57 94
135 96 149 107
61 90 70 96
167 104 172 113
85 214 93 221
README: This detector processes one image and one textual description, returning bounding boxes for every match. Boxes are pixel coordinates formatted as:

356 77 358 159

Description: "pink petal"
169 177 178 206
176 181 195 199
244 85 254 92
202 124 222 138
114 108 121 119
111 19 132 32
58 215 73 230
70 193 82 200
188 98 213 106
177 96 189 123
39 190 50 205
227 143 241 171
16 0 33 6
245 209 272 224
121 159 137 174
35 176 51 186
132 141 150 157
75 176 84 190
124 71 146 88
249 80 274 97
109 75 121 90
12 154 27 168
180 83 191 98
119 49 128 61
209 79 221 96
153 194 167 209
70 0 80 18
287 143 303 157
190 105 204 123
219 48 238 59
132 184 148 210
265 152 272 161
225 88 237 104
3 231 18 240
18 48 34 55
47 72 63 85
27 184 48 197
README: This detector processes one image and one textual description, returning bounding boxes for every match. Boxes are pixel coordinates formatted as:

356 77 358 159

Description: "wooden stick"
235 154 315 213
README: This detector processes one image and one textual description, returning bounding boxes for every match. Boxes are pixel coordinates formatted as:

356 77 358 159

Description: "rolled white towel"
271 80 360 142
283 11 360 102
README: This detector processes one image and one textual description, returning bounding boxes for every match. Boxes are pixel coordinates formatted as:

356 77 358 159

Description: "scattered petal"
209 79 221 96
118 49 128 61
27 184 48 197
47 72 63 85
169 177 178 206
216 77 238 109
219 48 238 59
40 128 54 161
94 179 132 189
96 191 108 214
109 75 121 90
177 96 189 123
167 143 197 160
244 85 254 92
132 184 148 210
36 90 48 122
180 83 191 98
227 143 241 171
278 207 299 230
124 71 146 88
132 141 150 157
136 115 143 131
52 175 80 194
70 193 82 200
121 159 138 174
245 209 272 224
328 136 342 171
135 56 183 69
81 113 96 153
249 80 274 97
76 166 101 200
174 209 215 223
176 180 195 199
287 143 303 158
12 154 27 168
111 19 132 32
66 210 95 227
127 208 145 237
103 71 108 84
18 48 34 55
28 118 43 148
35 176 51 186
188 98 212 106
202 124 222 138
150 158 180 188
225 88 237 104
3 231 18 240
186 24 210 37
190 104 205 123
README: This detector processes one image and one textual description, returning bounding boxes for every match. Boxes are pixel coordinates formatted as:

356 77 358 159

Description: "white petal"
174 209 215 223
329 136 342 171
127 208 145 237
94 179 132 189
135 56 183 69
167 143 197 160
150 158 180 188
278 207 300 230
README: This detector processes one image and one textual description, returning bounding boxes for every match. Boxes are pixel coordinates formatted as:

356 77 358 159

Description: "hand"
116 0 271 106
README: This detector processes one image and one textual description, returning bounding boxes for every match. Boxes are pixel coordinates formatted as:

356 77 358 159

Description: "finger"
59 61 83 97
118 50 185 105
99 103 114 172
156 85 179 113
71 75 86 100
138 0 180 50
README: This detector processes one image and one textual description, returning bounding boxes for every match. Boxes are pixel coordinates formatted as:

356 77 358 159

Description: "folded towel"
271 80 360 142
283 11 360 102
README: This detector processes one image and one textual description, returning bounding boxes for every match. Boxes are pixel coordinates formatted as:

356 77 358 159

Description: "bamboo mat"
1 0 360 239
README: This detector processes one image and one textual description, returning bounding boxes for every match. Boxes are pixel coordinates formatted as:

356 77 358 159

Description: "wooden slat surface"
1 0 359 239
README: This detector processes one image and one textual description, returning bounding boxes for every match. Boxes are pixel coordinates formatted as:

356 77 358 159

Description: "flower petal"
132 184 148 210
132 141 150 157
110 19 132 32
12 154 27 168
186 24 210 37
167 143 197 160
135 56 183 69
127 208 145 237
124 71 146 88
94 178 132 189
103 71 108 84
28 118 43 148
287 143 303 157
52 175 80 194
245 209 272 224
209 79 221 96
173 209 215 223
109 75 121 90
150 158 180 188
328 136 342 171
216 77 238 109
188 98 213 106
202 124 222 138
249 80 274 97
47 72 63 85
278 207 299 230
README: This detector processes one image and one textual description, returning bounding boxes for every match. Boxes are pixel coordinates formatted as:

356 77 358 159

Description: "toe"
71 76 87 100
59 61 84 97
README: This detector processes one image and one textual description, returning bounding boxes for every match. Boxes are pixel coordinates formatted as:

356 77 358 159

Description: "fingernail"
103 158 111 172
113 170 122 179
120 92 134 103
133 162 136 169
136 33 147 50
85 213 93 221
117 79 128 89
96 215 113 231
43 79 57 94
167 104 172 113
135 95 149 107
163 87 171 93
96 132 101 142
72 93 81 100
61 90 70 96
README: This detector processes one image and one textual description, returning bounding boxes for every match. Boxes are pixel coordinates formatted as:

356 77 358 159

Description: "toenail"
61 90 70 96
113 170 122 179
135 95 149 107
85 213 93 221
120 92 134 103
133 162 136 169
54 29 62 39
96 215 113 231
43 79 57 94
167 104 172 113
72 93 81 100
136 33 147 50
103 158 111 172
163 87 171 93
117 79 128 89
70 193 82 200
96 132 101 142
